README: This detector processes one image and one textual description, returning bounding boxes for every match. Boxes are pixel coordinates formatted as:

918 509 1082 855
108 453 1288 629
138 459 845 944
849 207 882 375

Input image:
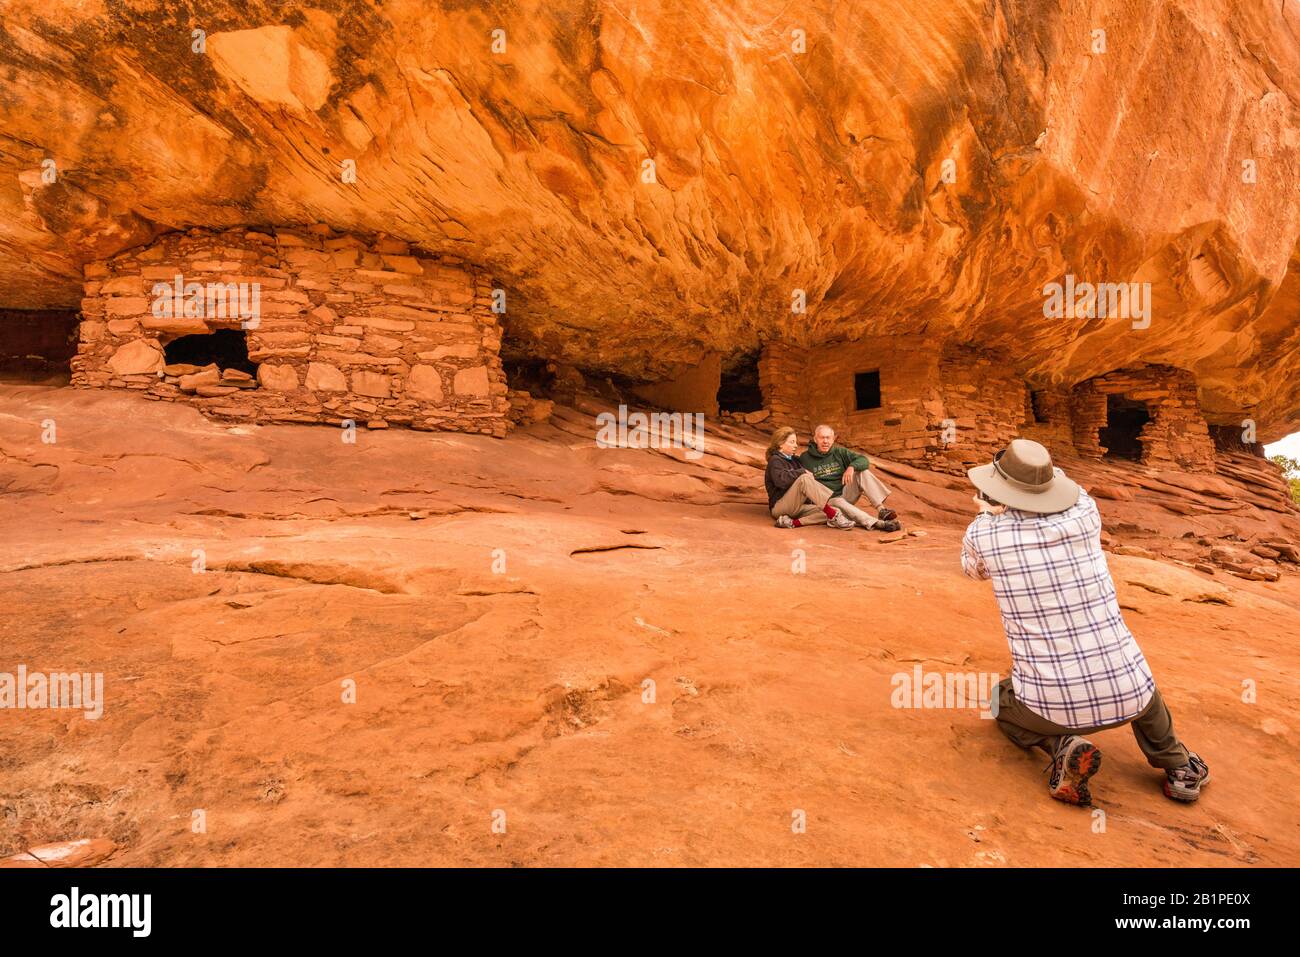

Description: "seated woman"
764 427 855 529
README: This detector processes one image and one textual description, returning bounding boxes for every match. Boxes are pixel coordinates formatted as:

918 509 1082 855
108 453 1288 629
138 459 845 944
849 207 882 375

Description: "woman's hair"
766 426 796 458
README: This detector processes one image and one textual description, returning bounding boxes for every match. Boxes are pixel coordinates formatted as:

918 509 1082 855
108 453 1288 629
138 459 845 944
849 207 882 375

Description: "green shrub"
1269 454 1300 506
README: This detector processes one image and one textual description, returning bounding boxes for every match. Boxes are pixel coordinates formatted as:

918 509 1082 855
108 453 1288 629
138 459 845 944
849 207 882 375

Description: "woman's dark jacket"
764 452 807 508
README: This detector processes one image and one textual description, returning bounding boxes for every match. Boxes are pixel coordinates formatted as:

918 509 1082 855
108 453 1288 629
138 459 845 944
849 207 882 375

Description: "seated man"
961 438 1210 806
798 424 900 531
764 426 855 529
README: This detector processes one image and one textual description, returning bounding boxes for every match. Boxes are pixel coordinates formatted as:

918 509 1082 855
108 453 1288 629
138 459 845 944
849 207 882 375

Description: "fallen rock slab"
2 838 117 868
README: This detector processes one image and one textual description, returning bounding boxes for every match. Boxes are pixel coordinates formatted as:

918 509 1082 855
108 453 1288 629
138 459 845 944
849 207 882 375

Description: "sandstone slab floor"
2 386 1297 866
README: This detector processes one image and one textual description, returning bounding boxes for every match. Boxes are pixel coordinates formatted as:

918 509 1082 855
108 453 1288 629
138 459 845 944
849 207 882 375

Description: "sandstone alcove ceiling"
0 0 1298 438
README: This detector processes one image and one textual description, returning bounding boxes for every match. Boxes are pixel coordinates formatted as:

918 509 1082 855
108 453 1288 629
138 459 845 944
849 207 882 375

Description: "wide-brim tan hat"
967 438 1080 514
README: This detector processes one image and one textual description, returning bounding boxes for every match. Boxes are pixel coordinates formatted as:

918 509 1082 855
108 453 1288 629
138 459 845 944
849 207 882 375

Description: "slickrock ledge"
1 384 1297 866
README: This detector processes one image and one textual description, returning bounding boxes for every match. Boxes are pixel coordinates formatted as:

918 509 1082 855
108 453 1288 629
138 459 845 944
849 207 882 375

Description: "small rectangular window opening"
854 370 881 411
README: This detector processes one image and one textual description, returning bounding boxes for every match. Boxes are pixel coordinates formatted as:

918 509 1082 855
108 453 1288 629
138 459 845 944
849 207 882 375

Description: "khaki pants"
994 677 1190 770
770 473 833 525
829 469 892 529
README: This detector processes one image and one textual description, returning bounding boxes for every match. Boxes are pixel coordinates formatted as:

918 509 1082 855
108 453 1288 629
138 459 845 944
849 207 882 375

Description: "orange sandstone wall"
934 344 1033 472
1019 390 1076 455
631 353 721 416
72 227 509 435
801 336 943 466
757 341 809 430
759 338 1037 471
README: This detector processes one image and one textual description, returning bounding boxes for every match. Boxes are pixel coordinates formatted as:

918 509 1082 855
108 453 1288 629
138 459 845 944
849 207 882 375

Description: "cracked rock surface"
1 385 1298 866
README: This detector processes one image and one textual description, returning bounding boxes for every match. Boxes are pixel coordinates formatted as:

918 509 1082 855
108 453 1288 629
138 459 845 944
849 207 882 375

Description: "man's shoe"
873 519 901 533
1163 752 1210 803
1046 735 1102 806
878 506 898 522
774 514 795 529
827 511 856 530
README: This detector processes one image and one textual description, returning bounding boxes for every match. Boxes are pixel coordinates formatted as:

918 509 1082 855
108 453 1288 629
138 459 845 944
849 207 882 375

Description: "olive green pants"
994 677 1189 769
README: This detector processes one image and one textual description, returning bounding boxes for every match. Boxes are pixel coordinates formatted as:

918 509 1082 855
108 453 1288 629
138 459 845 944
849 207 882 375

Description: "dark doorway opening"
1100 394 1150 462
502 356 550 396
1208 423 1262 457
854 370 881 411
717 348 763 413
1030 390 1050 424
164 329 257 376
0 308 79 383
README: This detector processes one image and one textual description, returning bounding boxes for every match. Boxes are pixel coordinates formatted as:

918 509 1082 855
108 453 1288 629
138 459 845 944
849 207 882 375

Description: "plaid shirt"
961 489 1154 728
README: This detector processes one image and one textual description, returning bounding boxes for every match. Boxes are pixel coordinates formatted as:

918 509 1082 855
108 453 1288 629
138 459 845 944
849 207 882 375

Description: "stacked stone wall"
933 344 1034 471
1070 365 1215 471
756 341 810 429
758 338 1038 470
759 344 1219 474
72 226 509 435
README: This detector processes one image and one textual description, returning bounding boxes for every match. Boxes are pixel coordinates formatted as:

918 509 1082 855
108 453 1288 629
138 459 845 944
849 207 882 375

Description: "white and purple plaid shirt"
961 489 1155 728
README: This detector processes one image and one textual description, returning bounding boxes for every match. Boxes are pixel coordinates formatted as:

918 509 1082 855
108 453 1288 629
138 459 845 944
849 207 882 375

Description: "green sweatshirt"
798 444 870 496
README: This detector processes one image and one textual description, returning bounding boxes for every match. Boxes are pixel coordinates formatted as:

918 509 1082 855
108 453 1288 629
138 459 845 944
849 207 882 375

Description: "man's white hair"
813 424 836 437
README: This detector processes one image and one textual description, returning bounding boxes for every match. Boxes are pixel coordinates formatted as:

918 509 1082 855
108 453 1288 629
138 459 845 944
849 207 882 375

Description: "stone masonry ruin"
758 337 1039 472
62 231 1242 478
758 340 1220 474
72 227 510 435
1069 366 1216 471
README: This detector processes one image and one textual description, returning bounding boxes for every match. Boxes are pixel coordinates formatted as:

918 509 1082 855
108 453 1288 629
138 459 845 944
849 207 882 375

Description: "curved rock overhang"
0 0 1298 439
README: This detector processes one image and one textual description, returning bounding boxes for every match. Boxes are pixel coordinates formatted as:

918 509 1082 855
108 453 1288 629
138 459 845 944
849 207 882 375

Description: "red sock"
791 519 802 527
822 505 837 518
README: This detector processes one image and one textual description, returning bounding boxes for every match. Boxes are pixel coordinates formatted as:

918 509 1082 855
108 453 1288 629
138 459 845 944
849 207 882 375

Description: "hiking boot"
827 511 856 530
1046 735 1102 806
873 519 901 533
774 514 795 529
1163 752 1210 803
878 506 898 522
